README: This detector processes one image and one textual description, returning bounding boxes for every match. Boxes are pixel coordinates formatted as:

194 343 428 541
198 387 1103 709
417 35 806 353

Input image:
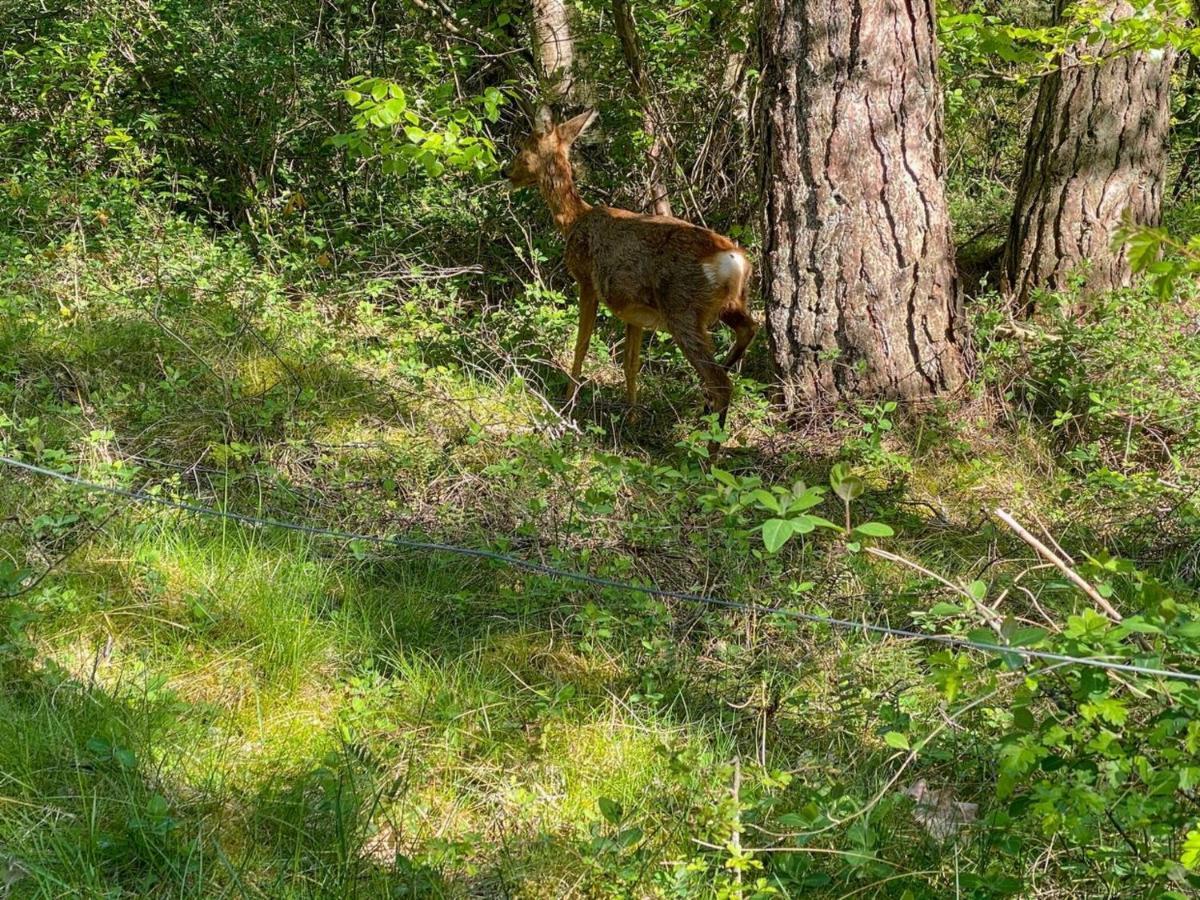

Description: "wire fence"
2 454 1198 683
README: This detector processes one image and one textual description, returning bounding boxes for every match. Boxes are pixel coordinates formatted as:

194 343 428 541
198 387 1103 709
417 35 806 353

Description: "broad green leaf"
1181 829 1200 870
762 518 795 553
790 516 816 534
1006 626 1047 647
616 826 643 848
830 463 865 501
805 515 842 531
927 602 963 616
853 521 894 538
598 797 623 824
710 466 738 488
790 488 825 511
884 731 910 751
748 489 781 513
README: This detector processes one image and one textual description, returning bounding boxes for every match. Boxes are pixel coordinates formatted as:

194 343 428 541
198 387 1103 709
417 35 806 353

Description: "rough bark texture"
612 0 673 216
760 0 969 408
1003 0 1174 312
532 0 576 104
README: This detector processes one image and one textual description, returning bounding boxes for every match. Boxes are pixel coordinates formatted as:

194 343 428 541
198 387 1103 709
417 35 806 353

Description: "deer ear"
533 106 554 134
558 109 599 144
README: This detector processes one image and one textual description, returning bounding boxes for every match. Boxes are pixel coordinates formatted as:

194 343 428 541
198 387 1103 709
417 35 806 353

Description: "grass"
2 209 1200 897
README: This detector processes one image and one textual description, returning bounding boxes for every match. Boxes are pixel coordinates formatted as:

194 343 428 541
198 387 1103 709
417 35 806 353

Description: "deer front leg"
567 283 599 404
623 324 644 410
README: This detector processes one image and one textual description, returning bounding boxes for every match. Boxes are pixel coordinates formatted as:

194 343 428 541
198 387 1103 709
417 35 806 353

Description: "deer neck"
538 157 589 232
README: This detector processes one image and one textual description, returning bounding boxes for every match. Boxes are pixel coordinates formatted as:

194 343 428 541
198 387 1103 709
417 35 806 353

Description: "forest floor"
2 210 1200 897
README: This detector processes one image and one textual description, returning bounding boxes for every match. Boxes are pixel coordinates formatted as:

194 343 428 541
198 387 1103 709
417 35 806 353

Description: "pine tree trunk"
760 0 969 408
1003 0 1174 312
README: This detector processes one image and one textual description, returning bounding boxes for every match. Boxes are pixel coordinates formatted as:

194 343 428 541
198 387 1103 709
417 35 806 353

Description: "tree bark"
1002 0 1175 312
612 0 673 216
759 0 969 409
532 0 576 106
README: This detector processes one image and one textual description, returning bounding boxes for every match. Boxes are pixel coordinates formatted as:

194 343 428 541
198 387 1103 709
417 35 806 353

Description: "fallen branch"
993 508 1122 622
865 545 1005 635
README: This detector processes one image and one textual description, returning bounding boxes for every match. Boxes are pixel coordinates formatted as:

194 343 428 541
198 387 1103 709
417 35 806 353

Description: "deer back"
565 207 746 328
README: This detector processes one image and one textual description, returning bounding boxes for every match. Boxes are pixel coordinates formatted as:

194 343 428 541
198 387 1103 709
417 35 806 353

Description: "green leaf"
762 518 795 553
789 487 825 511
1006 626 1047 647
927 602 963 616
1172 620 1200 638
805 515 842 531
1181 828 1200 870
598 797 623 824
710 467 738 488
616 826 643 848
1011 706 1036 732
1122 225 1165 272
1081 697 1128 727
1115 616 1162 635
748 489 781 513
830 463 865 501
829 462 849 486
884 731 910 751
789 517 816 535
852 521 894 538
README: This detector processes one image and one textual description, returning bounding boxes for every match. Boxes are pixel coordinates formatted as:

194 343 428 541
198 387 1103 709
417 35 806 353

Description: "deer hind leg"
670 319 733 430
719 305 759 370
623 324 644 408
718 257 758 370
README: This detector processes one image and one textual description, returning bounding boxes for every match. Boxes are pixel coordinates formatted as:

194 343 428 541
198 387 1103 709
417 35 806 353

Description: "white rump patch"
702 251 746 289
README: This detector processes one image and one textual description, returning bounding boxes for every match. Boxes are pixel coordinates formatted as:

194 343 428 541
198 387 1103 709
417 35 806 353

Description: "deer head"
506 108 599 188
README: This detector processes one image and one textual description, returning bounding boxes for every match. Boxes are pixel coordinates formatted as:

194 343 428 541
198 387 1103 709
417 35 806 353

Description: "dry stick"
865 546 1006 636
730 756 743 893
993 508 1123 622
1029 507 1075 565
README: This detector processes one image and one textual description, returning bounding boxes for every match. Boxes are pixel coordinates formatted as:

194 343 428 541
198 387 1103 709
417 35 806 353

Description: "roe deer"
506 108 758 432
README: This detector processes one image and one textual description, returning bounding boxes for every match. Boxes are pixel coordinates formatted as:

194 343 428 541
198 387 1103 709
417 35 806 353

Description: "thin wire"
2 454 1198 683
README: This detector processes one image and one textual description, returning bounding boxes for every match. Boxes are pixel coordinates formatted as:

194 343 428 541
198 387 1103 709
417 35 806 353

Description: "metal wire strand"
2 455 1197 683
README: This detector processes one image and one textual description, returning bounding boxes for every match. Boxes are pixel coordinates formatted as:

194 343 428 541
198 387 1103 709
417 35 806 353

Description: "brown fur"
507 109 758 429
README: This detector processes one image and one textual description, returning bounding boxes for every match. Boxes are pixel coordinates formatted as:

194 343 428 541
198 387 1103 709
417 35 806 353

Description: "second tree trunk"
1003 0 1174 312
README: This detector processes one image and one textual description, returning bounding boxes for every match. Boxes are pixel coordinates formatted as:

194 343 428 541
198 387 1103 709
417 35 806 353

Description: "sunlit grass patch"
31 527 348 688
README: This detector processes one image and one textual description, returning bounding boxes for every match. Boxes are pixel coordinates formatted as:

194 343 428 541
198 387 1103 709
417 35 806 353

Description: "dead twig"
993 508 1122 622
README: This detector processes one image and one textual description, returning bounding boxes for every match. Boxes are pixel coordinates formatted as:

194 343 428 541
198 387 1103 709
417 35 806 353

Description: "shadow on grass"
7 303 428 462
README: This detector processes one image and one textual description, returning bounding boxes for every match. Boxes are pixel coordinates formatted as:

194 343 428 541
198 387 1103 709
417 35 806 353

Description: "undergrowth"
2 201 1200 898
